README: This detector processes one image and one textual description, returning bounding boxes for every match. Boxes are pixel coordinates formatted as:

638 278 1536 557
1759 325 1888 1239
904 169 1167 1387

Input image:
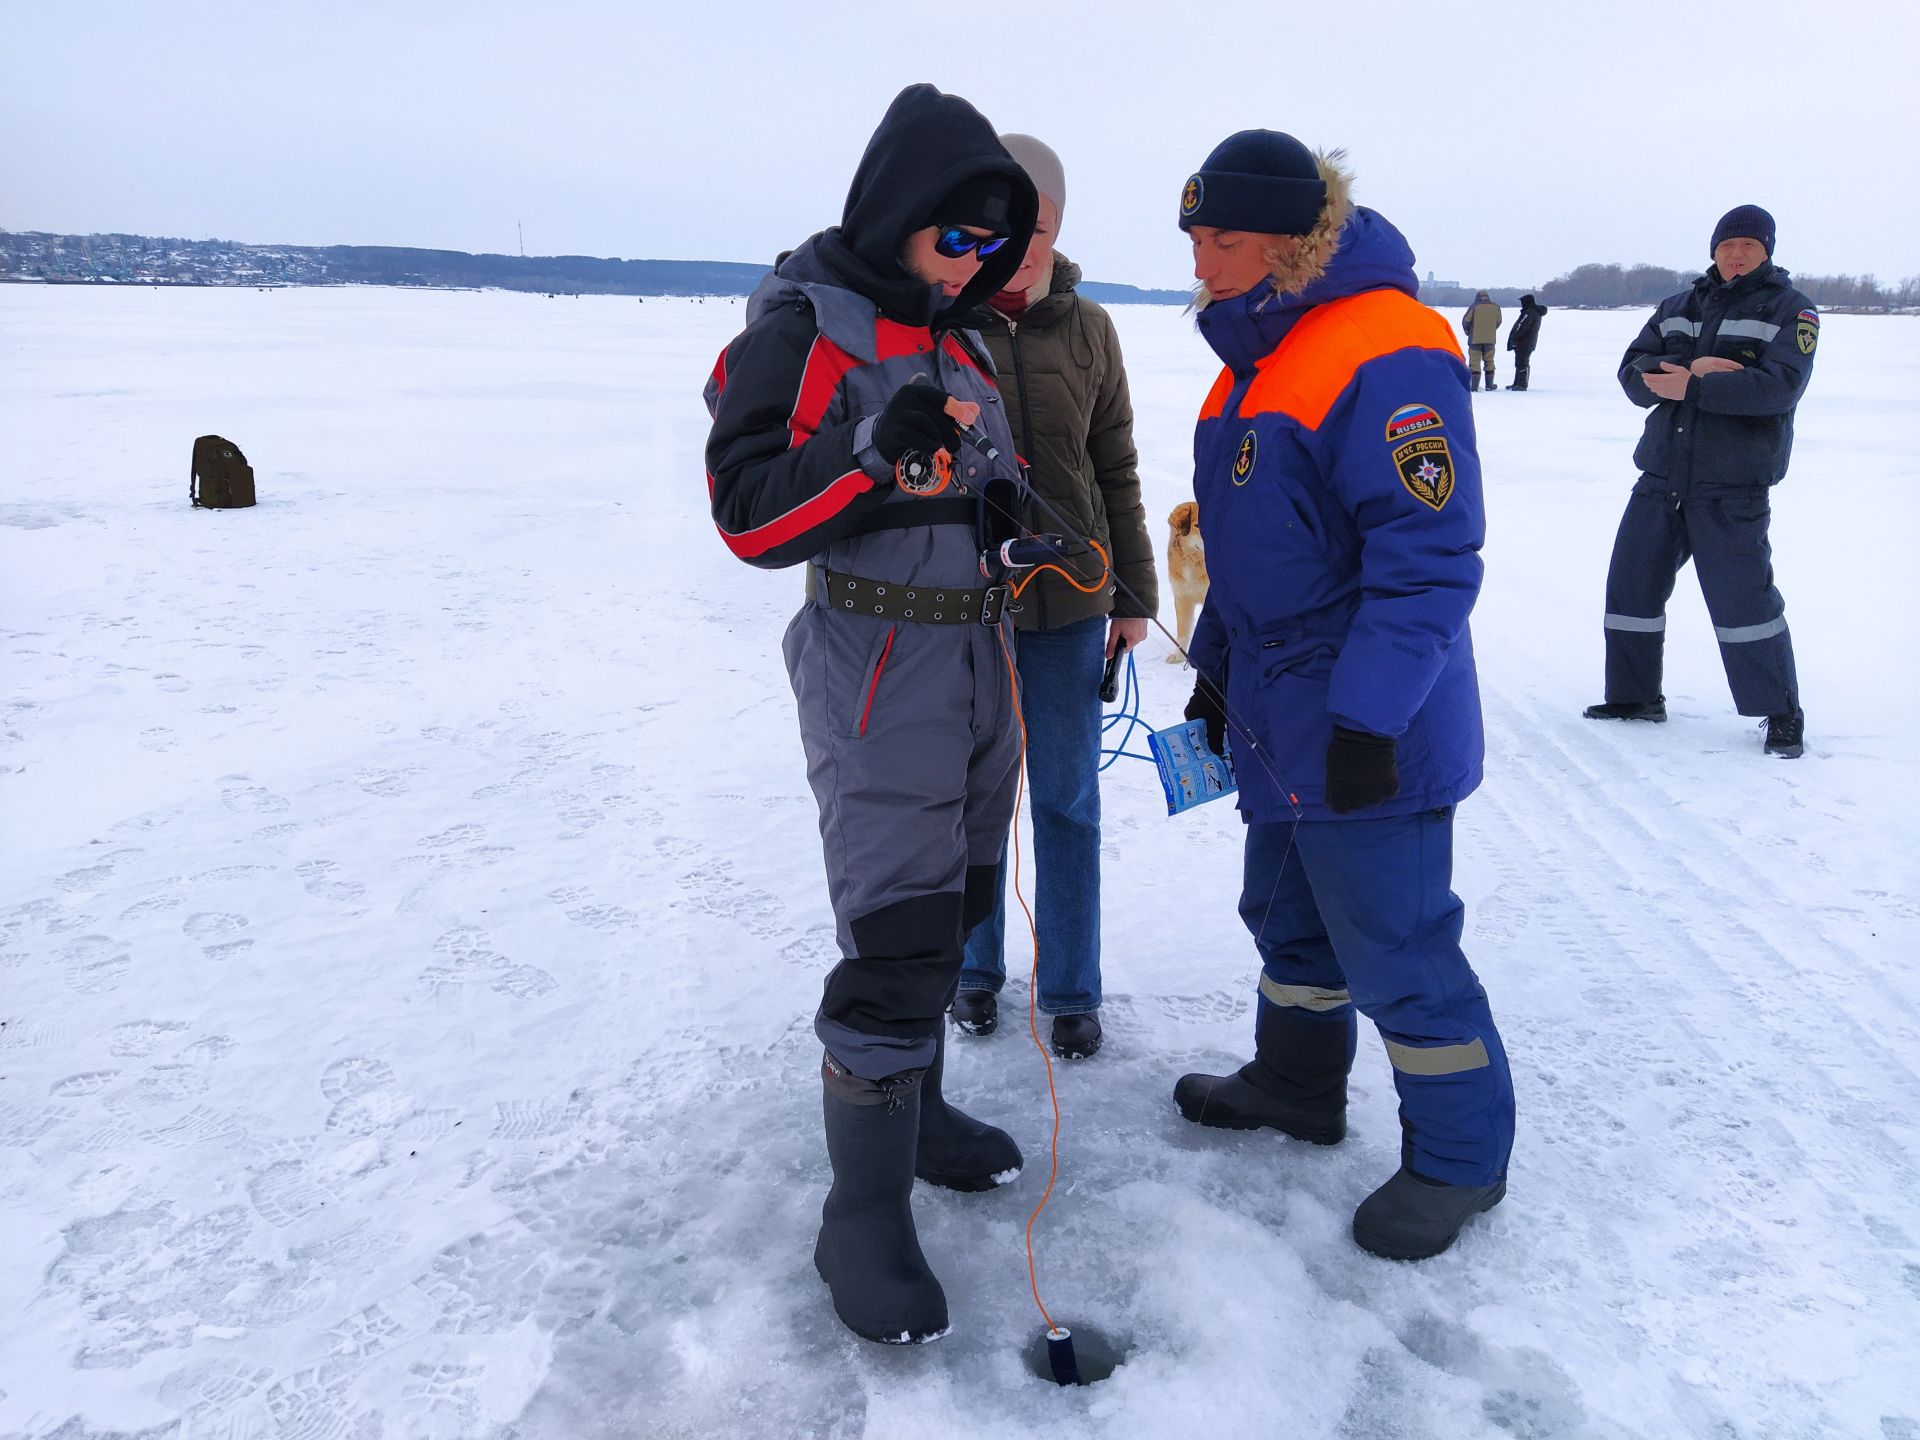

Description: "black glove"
1184 679 1227 757
872 384 960 467
1325 726 1399 814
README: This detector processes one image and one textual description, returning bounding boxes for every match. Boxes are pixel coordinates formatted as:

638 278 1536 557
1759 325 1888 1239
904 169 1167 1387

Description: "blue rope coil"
1098 651 1156 772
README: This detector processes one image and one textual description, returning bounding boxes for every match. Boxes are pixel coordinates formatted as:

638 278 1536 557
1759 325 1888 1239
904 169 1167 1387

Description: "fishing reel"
894 447 955 496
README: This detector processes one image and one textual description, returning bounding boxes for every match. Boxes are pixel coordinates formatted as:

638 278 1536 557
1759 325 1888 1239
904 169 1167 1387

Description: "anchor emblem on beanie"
1182 176 1203 217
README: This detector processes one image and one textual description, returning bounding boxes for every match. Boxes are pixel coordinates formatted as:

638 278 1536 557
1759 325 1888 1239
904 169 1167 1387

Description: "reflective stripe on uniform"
1384 1037 1491 1076
1659 318 1702 338
1718 319 1781 342
1258 975 1352 1012
1604 612 1667 632
1715 615 1788 643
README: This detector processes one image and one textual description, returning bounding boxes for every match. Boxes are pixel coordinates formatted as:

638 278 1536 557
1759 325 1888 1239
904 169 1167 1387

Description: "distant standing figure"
1584 204 1816 759
1460 289 1503 391
1505 294 1547 390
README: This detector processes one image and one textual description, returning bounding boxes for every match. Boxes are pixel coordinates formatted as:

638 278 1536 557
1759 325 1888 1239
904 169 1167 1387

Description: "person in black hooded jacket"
703 84 1038 1345
1505 294 1546 390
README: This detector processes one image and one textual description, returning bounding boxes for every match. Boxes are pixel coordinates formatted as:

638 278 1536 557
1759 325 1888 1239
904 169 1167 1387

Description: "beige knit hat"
998 133 1065 231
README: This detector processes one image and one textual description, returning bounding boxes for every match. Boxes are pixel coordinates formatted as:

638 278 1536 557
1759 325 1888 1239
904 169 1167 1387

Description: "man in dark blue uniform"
1585 205 1817 757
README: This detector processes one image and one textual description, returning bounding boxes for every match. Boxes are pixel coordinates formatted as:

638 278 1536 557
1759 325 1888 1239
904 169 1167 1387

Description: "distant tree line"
1537 262 1920 311
0 230 1189 305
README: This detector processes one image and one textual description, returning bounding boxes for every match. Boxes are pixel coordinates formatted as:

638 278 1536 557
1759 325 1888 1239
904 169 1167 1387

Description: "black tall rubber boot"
815 1052 949 1344
915 1028 1022 1192
1174 1007 1350 1144
1470 372 1481 393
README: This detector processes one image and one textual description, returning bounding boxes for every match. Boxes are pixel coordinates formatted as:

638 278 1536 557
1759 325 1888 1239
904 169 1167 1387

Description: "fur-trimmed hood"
1194 148 1354 310
1192 203 1421 376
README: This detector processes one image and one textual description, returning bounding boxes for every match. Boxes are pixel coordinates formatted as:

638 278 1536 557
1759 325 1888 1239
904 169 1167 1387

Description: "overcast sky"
6 0 1916 291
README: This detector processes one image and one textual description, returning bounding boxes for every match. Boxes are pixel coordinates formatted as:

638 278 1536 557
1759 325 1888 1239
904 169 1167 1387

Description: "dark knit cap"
1710 204 1775 257
1178 129 1326 235
928 173 1014 234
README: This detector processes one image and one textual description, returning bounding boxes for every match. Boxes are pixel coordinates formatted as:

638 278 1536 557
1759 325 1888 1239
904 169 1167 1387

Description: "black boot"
1352 1166 1506 1260
915 1029 1021 1192
1582 697 1666 722
1174 1008 1349 1144
1762 708 1804 758
1050 1011 1103 1060
815 1052 948 1344
1470 372 1481 393
949 989 997 1036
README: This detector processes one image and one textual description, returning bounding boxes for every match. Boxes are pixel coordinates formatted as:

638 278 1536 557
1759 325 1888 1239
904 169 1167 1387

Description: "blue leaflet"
1148 719 1237 815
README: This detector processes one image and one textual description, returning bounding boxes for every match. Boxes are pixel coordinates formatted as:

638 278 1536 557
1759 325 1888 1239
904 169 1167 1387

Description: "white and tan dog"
1166 500 1208 662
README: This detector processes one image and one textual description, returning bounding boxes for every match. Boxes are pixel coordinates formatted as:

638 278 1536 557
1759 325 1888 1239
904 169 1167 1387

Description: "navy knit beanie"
1710 204 1775 257
1178 130 1326 235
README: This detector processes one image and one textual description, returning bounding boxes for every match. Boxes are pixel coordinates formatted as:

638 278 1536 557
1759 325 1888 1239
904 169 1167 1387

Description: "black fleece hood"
825 84 1037 325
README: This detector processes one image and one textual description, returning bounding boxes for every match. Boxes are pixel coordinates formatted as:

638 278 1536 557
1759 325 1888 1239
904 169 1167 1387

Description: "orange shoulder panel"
1239 290 1464 431
1198 365 1235 422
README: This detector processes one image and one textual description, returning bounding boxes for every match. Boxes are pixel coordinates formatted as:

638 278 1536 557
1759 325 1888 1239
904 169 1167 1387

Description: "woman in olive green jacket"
952 133 1159 1060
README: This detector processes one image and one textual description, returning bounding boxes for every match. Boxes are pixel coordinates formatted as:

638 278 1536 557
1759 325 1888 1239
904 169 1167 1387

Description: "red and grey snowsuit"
704 87 1039 1080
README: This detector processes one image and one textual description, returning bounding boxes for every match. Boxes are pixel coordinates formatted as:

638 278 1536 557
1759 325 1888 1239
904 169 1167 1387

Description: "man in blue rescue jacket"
1584 205 1816 758
1171 131 1515 1261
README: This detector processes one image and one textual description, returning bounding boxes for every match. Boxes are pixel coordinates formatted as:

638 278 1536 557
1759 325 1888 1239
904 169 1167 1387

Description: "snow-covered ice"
2 285 1917 1439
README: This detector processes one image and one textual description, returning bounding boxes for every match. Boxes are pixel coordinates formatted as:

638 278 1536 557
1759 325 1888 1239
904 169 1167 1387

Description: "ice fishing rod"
954 409 1320 1002
949 413 1305 821
951 417 1317 962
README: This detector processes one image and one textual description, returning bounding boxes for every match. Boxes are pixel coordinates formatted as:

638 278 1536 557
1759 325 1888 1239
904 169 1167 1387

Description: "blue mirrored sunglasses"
933 227 1011 260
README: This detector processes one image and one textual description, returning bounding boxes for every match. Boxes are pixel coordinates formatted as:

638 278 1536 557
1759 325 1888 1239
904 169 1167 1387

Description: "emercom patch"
1796 308 1819 355
1385 403 1443 442
1393 437 1455 511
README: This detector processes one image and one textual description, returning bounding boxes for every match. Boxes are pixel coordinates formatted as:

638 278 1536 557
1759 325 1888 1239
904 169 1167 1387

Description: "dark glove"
1184 679 1227 757
872 384 959 467
1325 726 1399 815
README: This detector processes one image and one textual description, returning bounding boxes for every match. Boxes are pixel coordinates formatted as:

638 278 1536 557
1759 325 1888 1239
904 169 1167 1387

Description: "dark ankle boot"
1582 697 1667 722
1050 1011 1103 1059
1174 1007 1351 1143
1352 1166 1506 1260
915 1029 1021 1192
815 1052 948 1344
949 989 998 1036
1762 708 1805 758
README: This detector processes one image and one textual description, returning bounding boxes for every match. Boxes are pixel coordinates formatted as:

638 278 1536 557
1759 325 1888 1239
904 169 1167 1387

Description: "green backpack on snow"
190 435 256 509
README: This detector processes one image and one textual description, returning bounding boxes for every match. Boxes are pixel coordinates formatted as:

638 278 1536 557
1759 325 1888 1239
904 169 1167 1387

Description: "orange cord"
1009 539 1111 601
996 624 1063 1336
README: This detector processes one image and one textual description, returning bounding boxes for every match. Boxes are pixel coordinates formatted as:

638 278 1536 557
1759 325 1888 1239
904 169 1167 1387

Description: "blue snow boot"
915 1029 1021 1192
815 1052 948 1344
1352 1167 1506 1261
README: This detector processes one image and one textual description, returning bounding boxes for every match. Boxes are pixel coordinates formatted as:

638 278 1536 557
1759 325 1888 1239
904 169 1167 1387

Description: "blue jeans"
1242 810 1515 1187
960 615 1105 1015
